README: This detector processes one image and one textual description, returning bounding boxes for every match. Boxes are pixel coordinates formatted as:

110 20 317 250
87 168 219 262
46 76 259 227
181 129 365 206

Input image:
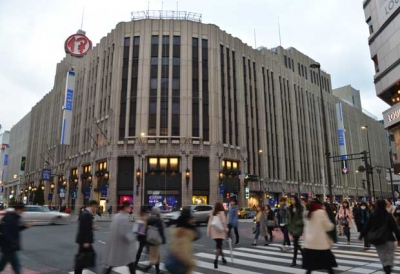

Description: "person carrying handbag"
338 201 353 245
207 202 228 269
144 207 166 274
359 199 400 274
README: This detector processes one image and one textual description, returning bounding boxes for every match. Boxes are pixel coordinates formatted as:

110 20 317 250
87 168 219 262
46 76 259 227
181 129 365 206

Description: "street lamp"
185 168 190 190
361 126 376 201
310 63 334 208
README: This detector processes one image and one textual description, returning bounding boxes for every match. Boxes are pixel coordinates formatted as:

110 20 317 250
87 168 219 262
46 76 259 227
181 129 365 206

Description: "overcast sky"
0 0 388 132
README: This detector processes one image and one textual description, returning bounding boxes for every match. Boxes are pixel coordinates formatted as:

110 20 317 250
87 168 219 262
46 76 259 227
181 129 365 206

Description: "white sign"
383 103 400 128
61 71 75 145
377 0 400 26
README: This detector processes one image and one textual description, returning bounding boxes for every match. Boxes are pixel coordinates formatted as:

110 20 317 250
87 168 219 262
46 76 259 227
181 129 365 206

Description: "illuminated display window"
147 157 180 172
192 196 208 205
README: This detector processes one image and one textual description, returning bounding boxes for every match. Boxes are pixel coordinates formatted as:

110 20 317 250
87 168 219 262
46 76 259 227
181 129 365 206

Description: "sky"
0 0 389 131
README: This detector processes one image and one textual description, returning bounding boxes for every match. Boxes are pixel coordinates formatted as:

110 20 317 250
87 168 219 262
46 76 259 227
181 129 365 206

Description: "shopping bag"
75 250 96 269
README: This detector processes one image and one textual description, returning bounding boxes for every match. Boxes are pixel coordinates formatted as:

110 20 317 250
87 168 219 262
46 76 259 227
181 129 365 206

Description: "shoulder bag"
211 215 225 232
146 225 162 245
368 217 388 246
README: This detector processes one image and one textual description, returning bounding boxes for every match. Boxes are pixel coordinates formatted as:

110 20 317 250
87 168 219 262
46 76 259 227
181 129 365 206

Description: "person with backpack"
144 207 166 274
338 200 353 245
359 199 400 274
102 201 136 274
286 196 304 267
0 203 33 274
207 202 228 269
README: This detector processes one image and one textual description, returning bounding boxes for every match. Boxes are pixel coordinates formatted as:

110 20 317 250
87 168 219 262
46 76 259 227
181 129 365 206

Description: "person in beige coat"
168 208 200 274
207 202 228 269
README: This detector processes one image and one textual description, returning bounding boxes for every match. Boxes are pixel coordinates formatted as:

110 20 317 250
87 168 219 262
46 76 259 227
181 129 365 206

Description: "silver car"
163 204 214 226
0 205 70 225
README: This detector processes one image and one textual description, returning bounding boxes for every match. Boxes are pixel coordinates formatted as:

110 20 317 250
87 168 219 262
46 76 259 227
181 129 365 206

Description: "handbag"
368 221 388 246
75 250 96 269
146 225 162 245
164 254 188 274
211 215 224 232
340 218 349 227
267 220 276 228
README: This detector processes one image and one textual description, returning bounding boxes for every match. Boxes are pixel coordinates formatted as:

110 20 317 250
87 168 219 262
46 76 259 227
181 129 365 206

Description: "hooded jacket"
227 205 239 228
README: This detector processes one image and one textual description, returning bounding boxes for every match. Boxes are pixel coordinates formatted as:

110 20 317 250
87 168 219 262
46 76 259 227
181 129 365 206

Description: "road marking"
98 240 106 244
193 244 204 247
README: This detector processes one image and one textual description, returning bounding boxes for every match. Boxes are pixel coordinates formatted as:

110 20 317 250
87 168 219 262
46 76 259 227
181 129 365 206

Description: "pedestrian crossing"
68 241 400 273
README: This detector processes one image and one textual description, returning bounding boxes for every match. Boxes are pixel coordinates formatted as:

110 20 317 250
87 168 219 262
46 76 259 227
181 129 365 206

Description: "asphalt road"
1 219 387 274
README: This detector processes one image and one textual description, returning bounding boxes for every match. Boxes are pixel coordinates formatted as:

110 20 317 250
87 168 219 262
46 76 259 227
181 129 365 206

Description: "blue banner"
101 187 108 198
84 188 90 199
42 169 51 181
65 89 73 110
136 185 139 196
48 193 53 201
219 185 225 197
3 154 8 166
338 129 345 146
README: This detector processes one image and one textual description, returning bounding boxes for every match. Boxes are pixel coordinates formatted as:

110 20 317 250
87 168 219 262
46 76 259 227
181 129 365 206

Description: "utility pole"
363 151 372 204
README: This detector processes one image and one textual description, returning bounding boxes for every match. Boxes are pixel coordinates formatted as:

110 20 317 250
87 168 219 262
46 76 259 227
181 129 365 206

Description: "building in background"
6 11 392 211
333 85 363 111
0 131 10 203
364 0 400 176
3 113 31 205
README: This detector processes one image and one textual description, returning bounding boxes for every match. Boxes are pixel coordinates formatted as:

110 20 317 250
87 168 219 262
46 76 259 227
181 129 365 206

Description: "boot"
222 256 227 265
214 259 218 269
155 263 161 274
143 265 152 273
383 265 392 274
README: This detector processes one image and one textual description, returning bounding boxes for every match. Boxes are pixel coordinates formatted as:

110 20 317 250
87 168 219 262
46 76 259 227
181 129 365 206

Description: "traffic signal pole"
363 151 373 204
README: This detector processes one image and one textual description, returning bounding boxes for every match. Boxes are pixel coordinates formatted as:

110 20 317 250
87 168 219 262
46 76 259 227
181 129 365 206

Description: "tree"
33 187 45 205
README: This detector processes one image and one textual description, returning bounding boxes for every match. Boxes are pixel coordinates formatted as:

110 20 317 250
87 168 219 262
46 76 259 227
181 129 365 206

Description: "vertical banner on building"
61 71 75 145
336 103 348 174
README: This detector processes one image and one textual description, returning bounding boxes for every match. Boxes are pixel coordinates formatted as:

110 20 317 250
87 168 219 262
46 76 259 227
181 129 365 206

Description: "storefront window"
159 158 168 170
192 196 207 205
148 195 178 210
170 158 178 170
149 158 158 170
118 195 133 205
232 162 238 170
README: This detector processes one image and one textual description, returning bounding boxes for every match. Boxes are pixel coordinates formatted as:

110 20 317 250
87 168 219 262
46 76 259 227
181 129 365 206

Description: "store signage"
3 155 8 166
48 193 53 201
42 169 51 181
64 33 92 57
61 71 75 145
384 103 400 128
84 188 90 199
336 103 347 160
219 185 225 197
101 186 108 198
377 0 400 26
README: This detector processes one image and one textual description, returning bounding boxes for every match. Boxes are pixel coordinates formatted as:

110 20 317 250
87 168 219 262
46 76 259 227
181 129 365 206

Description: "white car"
162 205 214 226
0 205 70 225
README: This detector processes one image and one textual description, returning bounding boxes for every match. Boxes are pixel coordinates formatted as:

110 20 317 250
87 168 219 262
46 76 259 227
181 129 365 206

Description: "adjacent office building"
5 11 391 210
364 0 400 174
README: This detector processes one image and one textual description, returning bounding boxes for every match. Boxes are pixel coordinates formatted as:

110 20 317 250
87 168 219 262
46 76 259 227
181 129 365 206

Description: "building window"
227 48 233 144
98 161 107 171
192 38 200 137
298 63 301 76
119 37 130 140
148 35 159 136
129 36 140 136
202 39 209 141
221 45 226 143
147 157 180 173
284 55 288 68
160 35 169 136
367 17 373 35
372 55 379 73
233 51 238 145
172 36 181 136
288 58 292 69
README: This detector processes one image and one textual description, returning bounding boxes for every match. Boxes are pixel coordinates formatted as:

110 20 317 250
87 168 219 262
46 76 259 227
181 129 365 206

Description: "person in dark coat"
358 202 372 250
74 200 99 274
144 207 166 274
0 202 33 274
360 199 400 274
286 196 304 267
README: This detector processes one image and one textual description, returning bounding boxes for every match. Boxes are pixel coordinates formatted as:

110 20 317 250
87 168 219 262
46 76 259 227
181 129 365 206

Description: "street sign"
358 165 366 173
245 187 249 199
341 160 349 174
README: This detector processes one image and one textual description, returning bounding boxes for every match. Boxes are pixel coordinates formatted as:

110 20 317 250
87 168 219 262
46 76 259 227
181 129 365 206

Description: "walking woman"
323 202 338 245
265 205 276 242
338 200 353 244
207 202 228 269
144 207 166 274
167 208 200 274
358 202 372 250
302 199 335 274
252 205 269 246
359 199 400 274
287 196 304 267
133 206 149 269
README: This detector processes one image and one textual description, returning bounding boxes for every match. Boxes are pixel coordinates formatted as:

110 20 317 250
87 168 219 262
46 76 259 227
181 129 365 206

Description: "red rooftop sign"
64 34 92 57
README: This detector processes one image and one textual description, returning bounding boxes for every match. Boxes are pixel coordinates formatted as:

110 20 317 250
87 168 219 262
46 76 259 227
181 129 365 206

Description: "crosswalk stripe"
69 270 97 274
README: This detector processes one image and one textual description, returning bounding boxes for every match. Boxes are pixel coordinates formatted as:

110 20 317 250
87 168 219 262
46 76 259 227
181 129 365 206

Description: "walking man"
277 197 291 251
227 199 240 245
0 202 33 274
74 200 99 274
102 201 136 273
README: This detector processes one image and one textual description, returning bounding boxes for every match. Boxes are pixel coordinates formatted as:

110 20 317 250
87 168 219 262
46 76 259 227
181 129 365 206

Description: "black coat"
360 211 400 242
146 215 166 245
76 209 94 245
1 212 27 251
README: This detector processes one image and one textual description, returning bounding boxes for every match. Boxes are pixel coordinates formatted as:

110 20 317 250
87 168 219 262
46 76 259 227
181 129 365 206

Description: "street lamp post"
310 63 334 208
361 126 376 201
374 165 395 202
376 168 383 198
